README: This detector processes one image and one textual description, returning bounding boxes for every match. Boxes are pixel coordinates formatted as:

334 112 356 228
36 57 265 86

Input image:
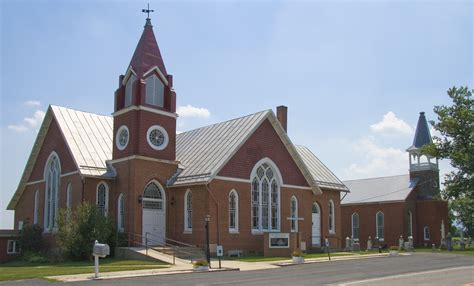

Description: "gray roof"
52 105 113 176
342 174 418 205
175 111 268 185
407 112 432 151
9 105 350 209
295 145 348 191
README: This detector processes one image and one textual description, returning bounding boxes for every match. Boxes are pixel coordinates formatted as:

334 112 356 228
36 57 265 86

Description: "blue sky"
0 0 472 228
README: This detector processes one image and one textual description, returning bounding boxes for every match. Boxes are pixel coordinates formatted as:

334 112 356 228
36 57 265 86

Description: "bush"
57 202 116 260
292 249 304 257
21 251 49 264
389 246 398 251
19 223 43 254
193 259 209 266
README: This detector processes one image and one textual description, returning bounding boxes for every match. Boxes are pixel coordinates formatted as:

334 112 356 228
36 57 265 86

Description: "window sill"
251 230 264 235
329 231 336 235
229 230 239 234
183 230 192 234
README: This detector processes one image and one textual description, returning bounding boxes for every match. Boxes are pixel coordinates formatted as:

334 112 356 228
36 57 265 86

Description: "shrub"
193 259 209 266
57 202 116 260
292 249 304 257
21 251 48 264
389 246 398 251
19 222 43 254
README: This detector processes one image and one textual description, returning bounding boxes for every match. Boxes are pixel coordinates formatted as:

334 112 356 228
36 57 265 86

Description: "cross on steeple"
142 3 154 20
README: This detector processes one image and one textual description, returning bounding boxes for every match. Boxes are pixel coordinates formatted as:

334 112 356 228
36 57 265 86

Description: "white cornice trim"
213 176 311 190
109 155 180 166
25 171 80 186
143 66 169 86
113 105 177 118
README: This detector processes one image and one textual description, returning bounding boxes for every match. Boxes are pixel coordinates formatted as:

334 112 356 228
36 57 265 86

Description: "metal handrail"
145 231 197 248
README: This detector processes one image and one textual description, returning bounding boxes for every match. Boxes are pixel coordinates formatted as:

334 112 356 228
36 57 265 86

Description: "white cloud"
344 136 407 179
370 111 413 135
24 100 41 107
7 110 45 133
177 105 210 119
24 110 45 128
7 124 28 132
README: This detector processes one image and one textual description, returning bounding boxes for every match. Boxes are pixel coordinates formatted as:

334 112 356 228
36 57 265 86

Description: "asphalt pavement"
1 252 473 286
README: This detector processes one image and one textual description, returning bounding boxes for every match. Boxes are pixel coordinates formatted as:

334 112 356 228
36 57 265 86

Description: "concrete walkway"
46 252 402 282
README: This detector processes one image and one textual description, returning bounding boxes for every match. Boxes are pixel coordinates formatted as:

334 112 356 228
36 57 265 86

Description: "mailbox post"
93 240 110 279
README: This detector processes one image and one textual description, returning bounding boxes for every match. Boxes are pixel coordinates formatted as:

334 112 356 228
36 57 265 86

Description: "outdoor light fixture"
138 195 143 203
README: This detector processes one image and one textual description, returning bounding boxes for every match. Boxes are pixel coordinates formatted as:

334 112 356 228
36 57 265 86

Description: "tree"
57 202 116 260
423 86 473 236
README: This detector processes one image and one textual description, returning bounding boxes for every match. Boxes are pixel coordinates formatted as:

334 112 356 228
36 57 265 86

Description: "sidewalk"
47 252 405 282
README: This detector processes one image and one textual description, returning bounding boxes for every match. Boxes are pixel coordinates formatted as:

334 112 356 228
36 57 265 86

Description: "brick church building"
7 16 349 257
341 112 449 249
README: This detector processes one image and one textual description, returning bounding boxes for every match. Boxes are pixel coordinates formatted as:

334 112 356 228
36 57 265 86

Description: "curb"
273 253 403 267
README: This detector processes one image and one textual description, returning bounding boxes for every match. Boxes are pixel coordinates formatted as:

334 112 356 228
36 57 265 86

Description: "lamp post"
205 214 211 267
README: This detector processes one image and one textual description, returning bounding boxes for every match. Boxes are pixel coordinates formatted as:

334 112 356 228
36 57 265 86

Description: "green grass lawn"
415 245 474 255
0 258 169 282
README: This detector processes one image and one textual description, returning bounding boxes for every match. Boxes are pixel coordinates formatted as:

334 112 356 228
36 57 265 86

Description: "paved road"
2 253 473 286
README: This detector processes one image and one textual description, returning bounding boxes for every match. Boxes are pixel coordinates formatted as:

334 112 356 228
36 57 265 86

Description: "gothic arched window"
229 190 239 233
145 74 164 107
44 153 60 231
96 182 109 216
118 193 125 232
290 196 298 232
184 189 192 232
328 200 335 234
352 213 359 240
124 74 136 107
251 160 281 232
376 211 384 240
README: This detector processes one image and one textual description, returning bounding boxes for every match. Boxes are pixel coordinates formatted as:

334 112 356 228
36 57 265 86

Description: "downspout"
205 184 220 246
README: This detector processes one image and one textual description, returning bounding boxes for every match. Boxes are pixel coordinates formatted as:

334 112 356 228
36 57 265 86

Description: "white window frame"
376 211 384 241
229 189 239 233
116 125 130 151
34 190 39 225
96 182 109 216
146 125 169 151
124 74 136 107
424 226 430 241
250 158 282 234
44 152 61 232
290 196 298 232
351 213 359 241
328 200 335 234
118 193 125 232
145 74 165 107
7 240 20 254
184 189 192 233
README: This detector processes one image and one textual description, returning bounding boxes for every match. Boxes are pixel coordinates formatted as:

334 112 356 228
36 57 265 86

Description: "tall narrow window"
96 182 109 216
328 200 335 234
66 183 72 210
124 74 136 107
118 193 125 232
229 190 239 233
145 74 164 107
351 213 359 240
184 190 192 232
44 153 60 231
424 226 430 241
376 211 384 240
34 190 39 225
251 161 280 232
290 196 298 232
408 211 413 237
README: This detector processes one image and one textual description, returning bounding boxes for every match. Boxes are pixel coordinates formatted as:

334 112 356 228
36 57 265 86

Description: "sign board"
300 241 306 251
216 245 224 257
269 233 290 248
325 238 330 248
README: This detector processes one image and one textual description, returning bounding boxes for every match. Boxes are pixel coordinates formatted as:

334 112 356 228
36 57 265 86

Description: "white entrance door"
142 181 166 245
312 203 321 246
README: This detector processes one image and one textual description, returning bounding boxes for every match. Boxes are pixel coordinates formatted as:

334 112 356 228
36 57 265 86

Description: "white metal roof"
295 145 348 191
342 174 418 205
52 105 113 176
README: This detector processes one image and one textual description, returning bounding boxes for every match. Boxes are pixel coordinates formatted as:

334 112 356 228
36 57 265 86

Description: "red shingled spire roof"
128 19 168 79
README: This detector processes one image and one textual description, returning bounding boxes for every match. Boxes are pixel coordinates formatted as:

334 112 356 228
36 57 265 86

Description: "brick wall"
416 200 448 247
218 119 308 187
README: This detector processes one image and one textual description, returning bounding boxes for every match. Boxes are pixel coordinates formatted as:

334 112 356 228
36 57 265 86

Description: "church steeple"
407 112 438 172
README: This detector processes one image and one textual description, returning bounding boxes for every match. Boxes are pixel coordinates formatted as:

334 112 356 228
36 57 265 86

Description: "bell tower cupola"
112 10 177 162
407 112 440 199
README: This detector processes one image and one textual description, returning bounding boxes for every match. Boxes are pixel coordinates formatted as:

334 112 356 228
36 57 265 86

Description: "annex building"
341 112 449 249
6 16 349 257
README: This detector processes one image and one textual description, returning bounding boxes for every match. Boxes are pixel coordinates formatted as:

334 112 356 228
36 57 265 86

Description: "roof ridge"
51 105 112 118
343 173 408 182
177 109 271 135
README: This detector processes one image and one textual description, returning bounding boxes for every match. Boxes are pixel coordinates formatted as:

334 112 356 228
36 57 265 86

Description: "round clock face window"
146 125 169 151
116 125 129 151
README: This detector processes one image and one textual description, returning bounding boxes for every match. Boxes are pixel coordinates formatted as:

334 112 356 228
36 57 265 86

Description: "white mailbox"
93 242 110 258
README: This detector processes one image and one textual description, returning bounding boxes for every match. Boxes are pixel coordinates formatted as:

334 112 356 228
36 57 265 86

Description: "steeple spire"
127 5 167 79
407 112 432 151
